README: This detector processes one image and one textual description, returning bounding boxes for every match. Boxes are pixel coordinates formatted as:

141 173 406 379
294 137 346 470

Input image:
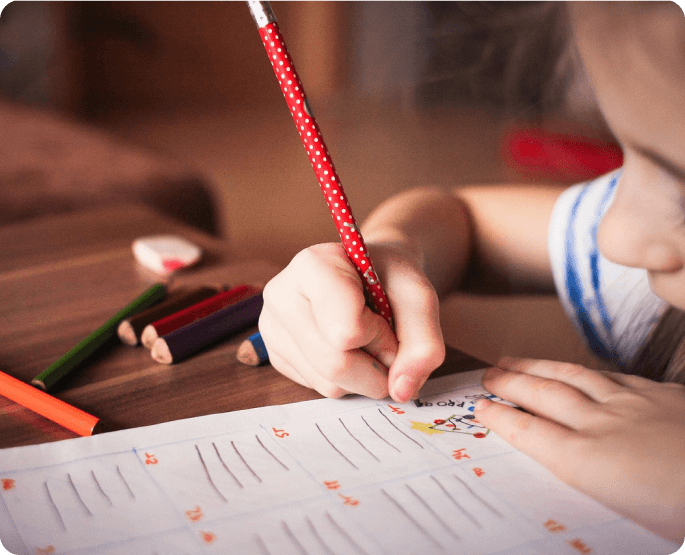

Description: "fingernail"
474 398 492 411
392 375 420 403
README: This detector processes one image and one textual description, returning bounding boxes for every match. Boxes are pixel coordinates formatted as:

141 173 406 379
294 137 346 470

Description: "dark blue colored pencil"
151 293 263 364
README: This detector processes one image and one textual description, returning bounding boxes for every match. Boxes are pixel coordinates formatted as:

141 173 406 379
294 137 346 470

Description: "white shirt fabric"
548 169 667 366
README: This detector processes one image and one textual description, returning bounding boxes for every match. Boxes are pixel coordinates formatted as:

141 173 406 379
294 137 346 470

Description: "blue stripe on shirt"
588 175 619 358
565 183 613 361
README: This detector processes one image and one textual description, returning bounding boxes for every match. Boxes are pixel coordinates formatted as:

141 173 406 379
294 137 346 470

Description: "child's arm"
259 184 566 402
475 357 685 543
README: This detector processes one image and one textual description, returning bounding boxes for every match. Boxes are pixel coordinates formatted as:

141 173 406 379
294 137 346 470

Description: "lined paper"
0 370 678 555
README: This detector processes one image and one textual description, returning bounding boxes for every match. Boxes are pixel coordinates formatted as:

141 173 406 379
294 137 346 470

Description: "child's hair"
628 308 685 384
416 2 582 117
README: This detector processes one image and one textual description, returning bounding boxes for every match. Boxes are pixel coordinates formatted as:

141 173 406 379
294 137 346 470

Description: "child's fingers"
385 271 445 403
474 398 578 480
497 356 624 402
481 366 603 430
261 301 390 399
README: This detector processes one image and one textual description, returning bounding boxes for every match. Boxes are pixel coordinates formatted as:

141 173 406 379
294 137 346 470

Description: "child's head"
569 2 685 311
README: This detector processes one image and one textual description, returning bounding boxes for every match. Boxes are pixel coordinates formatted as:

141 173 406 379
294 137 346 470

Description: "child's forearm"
362 185 565 295
361 187 472 296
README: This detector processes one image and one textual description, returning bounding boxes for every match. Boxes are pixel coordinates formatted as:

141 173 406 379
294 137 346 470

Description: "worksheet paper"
0 370 679 555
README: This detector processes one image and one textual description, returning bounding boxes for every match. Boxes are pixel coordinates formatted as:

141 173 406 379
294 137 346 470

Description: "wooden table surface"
0 204 484 449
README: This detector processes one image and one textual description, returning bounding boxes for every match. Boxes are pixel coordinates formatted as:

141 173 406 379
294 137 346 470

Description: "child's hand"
259 242 445 402
475 356 685 543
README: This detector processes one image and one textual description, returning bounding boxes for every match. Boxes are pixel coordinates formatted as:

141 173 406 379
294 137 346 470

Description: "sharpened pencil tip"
141 325 158 349
237 340 260 366
117 321 138 346
151 338 173 364
30 379 47 391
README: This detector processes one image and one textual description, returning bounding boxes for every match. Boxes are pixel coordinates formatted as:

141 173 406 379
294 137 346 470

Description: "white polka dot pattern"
258 23 393 325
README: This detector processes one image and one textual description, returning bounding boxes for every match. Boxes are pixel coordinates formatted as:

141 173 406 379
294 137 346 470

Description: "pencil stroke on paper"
360 415 401 453
377 409 423 448
316 422 359 470
44 481 67 531
116 464 136 500
339 418 380 463
380 488 444 551
405 483 462 542
255 434 289 470
195 444 228 502
231 440 263 483
305 516 336 555
429 475 482 528
90 470 113 506
451 473 504 519
280 519 309 555
212 442 243 488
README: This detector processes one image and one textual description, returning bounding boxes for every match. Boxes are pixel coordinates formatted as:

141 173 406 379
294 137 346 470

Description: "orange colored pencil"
0 370 101 436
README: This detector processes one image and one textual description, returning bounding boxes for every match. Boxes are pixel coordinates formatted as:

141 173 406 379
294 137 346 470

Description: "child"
258 2 685 542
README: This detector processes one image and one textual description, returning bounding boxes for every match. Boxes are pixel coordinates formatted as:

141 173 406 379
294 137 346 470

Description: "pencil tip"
141 325 157 349
237 340 260 366
30 379 47 391
151 338 173 364
117 321 138 346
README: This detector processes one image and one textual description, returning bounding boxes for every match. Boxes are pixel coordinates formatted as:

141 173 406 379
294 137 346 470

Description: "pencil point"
237 340 260 366
117 321 138 346
30 379 47 391
151 338 173 364
141 325 158 349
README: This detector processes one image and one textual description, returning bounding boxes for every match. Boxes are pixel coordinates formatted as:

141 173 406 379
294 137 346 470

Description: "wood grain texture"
0 204 486 448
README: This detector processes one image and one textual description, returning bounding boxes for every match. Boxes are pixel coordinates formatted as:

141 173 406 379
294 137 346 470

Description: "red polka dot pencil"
246 1 393 326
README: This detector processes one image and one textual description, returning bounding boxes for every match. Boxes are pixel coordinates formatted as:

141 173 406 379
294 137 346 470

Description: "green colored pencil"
32 284 166 391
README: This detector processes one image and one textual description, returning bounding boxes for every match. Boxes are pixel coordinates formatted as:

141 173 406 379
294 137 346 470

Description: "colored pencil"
118 286 220 346
141 284 259 348
247 1 393 326
151 293 264 364
236 331 270 366
32 284 166 391
1 369 101 436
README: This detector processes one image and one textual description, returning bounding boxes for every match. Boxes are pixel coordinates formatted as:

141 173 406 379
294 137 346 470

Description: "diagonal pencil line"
361 415 401 452
325 511 370 555
232 440 263 483
380 488 443 549
305 516 336 555
256 434 289 470
44 481 66 531
91 470 113 506
67 473 92 516
452 473 504 518
378 409 423 448
116 465 136 500
195 445 228 502
281 520 309 555
212 442 243 489
430 475 481 528
254 533 272 555
405 484 461 541
316 423 358 470
339 418 380 462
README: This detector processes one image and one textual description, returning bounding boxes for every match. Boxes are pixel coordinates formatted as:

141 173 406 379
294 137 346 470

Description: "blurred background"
0 1 618 266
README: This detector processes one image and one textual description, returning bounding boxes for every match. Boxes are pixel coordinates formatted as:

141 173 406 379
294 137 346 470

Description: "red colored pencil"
141 285 260 348
247 1 393 326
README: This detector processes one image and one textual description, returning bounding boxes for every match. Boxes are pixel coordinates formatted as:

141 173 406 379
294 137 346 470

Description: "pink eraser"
132 235 202 275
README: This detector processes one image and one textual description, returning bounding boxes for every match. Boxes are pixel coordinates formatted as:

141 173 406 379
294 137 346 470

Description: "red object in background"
504 128 623 182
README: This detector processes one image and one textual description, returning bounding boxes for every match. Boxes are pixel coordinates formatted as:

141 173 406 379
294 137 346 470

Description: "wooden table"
0 204 483 449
